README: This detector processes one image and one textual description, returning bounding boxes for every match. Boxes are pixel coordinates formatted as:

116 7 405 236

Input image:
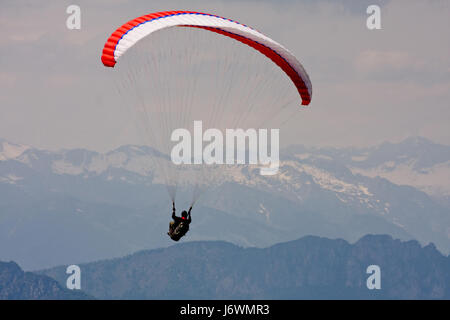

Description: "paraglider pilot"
168 201 192 241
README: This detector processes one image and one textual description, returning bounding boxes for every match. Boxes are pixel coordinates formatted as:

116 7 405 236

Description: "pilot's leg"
168 221 175 235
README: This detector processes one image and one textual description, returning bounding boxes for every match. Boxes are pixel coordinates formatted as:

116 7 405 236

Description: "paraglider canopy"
101 10 312 105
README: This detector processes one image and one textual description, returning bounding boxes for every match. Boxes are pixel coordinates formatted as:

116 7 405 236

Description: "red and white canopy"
101 10 312 105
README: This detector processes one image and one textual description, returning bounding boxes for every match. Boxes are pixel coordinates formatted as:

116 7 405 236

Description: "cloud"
355 50 419 73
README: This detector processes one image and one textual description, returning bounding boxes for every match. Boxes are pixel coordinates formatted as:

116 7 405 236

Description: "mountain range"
38 235 450 300
0 137 449 270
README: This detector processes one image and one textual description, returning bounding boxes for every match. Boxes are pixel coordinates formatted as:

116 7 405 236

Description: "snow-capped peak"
0 140 30 161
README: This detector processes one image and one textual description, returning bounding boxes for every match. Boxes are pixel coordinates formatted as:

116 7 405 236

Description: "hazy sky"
0 0 449 152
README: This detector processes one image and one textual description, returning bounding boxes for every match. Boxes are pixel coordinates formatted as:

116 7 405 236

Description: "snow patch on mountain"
52 159 84 175
258 203 270 222
0 141 29 161
302 164 373 197
351 160 450 197
294 153 311 160
0 174 23 184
